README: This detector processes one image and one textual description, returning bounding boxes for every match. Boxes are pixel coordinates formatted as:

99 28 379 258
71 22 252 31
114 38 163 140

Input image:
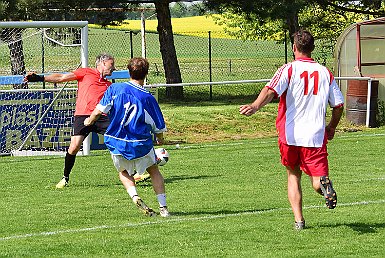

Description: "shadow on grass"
164 175 217 184
71 175 216 189
169 207 280 217
348 222 385 234
132 175 217 188
318 222 385 234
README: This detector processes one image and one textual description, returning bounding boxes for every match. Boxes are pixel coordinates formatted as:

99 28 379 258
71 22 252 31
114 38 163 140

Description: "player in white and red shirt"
240 30 344 230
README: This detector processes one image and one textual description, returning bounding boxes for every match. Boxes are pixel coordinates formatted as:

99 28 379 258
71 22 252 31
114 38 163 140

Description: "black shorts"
72 115 110 137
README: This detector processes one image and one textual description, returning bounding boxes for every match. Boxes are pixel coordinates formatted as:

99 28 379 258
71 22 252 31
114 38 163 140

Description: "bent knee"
68 145 81 154
147 164 160 174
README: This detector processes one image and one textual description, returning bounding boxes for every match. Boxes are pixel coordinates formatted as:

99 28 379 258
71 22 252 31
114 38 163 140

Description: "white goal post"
0 21 89 156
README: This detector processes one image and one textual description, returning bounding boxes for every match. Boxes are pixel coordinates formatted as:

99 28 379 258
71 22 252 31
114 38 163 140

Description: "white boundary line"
339 133 385 139
1 199 385 242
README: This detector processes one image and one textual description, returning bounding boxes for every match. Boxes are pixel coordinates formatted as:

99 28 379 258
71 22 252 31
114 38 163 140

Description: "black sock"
64 152 76 179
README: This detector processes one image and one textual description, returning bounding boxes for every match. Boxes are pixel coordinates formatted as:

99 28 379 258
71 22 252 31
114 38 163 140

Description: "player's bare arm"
239 87 275 116
84 108 103 126
44 72 78 83
25 72 77 83
326 105 344 140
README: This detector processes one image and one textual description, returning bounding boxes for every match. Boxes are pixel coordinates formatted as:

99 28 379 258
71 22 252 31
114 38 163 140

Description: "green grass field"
1 131 385 257
0 17 383 257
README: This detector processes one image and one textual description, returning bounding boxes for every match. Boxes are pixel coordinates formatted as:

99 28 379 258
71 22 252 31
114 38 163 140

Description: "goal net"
0 21 88 156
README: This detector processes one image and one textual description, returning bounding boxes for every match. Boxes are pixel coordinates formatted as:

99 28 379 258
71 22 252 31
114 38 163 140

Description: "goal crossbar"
0 21 88 29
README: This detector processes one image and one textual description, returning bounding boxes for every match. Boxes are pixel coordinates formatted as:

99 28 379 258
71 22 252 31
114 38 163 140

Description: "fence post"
129 31 134 58
41 31 45 89
285 30 287 64
366 78 372 127
208 31 212 100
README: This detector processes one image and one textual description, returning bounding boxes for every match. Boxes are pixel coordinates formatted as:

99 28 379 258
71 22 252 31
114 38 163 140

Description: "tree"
155 1 183 99
204 0 385 43
170 2 188 18
170 2 211 17
212 4 371 42
188 2 211 16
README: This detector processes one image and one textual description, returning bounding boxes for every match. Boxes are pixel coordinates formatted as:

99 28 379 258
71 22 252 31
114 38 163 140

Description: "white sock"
157 193 167 208
127 186 138 200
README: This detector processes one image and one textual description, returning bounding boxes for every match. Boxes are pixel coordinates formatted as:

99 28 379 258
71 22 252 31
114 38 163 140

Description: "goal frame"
0 21 90 156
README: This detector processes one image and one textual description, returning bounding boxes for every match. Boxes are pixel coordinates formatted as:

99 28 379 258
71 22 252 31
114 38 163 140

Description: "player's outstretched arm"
44 72 77 83
24 72 77 83
240 87 275 116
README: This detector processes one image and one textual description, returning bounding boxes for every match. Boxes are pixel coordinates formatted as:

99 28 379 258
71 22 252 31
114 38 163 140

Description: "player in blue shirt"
84 57 169 217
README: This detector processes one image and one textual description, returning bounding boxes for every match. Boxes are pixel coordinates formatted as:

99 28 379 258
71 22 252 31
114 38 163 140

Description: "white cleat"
56 177 68 189
159 206 170 217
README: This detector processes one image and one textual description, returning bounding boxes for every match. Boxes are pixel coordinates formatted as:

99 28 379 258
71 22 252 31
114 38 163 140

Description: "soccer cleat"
134 172 151 183
56 176 69 189
320 176 337 209
294 221 305 230
159 206 170 217
133 196 156 217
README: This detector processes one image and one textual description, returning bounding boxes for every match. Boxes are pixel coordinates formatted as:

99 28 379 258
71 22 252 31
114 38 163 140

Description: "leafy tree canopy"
204 0 385 42
0 0 141 26
212 3 375 42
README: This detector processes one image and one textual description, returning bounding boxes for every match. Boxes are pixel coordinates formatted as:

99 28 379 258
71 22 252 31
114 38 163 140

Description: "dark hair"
293 29 315 54
127 57 149 80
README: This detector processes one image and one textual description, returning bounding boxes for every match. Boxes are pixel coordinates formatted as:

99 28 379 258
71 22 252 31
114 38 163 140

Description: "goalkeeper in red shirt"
25 53 116 188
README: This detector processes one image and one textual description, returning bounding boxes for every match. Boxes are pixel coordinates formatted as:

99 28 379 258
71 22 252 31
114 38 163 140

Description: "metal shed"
334 17 385 126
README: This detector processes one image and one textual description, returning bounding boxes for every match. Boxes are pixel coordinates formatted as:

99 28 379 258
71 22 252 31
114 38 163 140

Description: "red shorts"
278 138 329 177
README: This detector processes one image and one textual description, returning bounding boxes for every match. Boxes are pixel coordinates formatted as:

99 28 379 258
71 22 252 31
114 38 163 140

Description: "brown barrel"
346 80 378 127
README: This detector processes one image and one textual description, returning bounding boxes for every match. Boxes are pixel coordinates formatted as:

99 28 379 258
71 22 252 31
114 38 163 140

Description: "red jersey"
72 68 112 116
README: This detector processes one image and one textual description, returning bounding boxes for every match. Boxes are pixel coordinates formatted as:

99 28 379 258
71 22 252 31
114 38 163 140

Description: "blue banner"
0 89 102 154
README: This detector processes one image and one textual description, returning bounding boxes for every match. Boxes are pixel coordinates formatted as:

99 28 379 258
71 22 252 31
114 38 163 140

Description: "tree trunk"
0 28 27 89
155 1 184 100
286 13 300 44
286 12 300 60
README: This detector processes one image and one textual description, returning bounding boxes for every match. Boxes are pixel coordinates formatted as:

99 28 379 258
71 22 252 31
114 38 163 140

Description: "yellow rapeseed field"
91 15 237 39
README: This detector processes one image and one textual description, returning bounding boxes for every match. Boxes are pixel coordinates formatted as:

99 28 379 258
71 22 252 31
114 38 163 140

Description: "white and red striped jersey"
267 57 344 147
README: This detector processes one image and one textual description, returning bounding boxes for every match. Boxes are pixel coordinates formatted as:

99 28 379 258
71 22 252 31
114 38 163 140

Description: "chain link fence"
0 27 335 102
88 28 335 102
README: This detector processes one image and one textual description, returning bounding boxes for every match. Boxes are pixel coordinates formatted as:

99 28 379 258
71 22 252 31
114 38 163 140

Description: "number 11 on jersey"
300 71 319 95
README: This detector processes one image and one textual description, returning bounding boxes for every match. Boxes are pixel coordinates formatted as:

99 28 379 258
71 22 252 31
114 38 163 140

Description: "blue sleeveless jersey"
96 81 166 160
